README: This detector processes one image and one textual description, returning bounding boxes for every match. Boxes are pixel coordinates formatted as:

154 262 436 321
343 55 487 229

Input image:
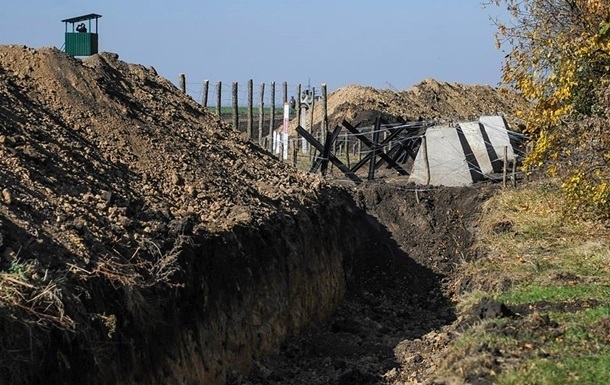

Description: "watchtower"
61 13 102 56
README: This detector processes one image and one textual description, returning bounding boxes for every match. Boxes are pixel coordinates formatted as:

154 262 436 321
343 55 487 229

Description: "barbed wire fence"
177 74 531 189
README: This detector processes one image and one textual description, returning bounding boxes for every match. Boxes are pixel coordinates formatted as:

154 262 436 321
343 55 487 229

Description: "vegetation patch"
433 181 610 384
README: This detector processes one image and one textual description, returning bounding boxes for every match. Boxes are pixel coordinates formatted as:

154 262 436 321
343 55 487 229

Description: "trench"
9 184 484 385
142 184 481 385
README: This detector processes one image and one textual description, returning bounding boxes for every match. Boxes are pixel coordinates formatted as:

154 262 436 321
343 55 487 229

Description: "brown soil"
295 80 530 133
1 45 527 385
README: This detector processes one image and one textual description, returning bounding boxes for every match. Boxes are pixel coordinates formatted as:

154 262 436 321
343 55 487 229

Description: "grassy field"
437 180 610 384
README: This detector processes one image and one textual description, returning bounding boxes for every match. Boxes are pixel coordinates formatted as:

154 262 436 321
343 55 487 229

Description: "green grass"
435 180 610 384
497 284 610 305
499 354 610 385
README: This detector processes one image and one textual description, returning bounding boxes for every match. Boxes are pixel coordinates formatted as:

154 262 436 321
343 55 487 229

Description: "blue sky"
1 1 508 97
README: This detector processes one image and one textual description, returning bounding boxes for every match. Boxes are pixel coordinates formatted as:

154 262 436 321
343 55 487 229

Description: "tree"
486 0 610 219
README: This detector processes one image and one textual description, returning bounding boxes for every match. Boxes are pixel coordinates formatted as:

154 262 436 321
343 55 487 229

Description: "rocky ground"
1 45 524 385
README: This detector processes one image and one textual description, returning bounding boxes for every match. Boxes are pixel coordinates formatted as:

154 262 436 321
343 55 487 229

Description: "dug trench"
1 181 488 385
225 184 491 385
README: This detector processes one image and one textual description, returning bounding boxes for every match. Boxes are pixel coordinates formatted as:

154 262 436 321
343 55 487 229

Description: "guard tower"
61 13 102 56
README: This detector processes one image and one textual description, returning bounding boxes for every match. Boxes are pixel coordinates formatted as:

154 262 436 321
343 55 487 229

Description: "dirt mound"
0 45 340 384
304 79 529 132
0 46 322 231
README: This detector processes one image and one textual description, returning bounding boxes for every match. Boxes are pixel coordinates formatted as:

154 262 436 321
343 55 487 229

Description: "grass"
498 283 610 305
499 355 610 385
437 180 610 384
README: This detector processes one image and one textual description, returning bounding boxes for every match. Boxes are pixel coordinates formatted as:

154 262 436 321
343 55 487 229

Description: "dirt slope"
0 45 344 384
302 80 528 132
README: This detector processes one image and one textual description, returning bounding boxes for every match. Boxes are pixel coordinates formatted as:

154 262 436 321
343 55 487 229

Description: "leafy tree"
485 0 610 220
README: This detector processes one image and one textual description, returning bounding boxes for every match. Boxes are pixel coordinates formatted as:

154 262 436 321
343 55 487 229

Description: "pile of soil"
300 80 529 132
0 45 340 384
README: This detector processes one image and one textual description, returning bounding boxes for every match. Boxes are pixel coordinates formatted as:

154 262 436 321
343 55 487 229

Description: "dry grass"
454 180 610 308
436 179 610 384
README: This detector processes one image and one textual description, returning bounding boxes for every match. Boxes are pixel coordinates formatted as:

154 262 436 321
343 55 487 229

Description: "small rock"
170 172 183 186
2 188 12 204
3 247 16 262
100 190 113 205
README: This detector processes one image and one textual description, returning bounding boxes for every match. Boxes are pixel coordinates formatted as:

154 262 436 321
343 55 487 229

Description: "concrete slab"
409 126 475 187
479 115 515 163
459 122 495 175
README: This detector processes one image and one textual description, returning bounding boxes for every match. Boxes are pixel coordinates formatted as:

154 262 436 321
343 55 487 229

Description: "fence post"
258 83 265 145
368 117 381 181
269 81 276 152
322 83 328 139
216 81 222 117
346 133 351 168
309 87 316 137
179 73 186 93
422 135 430 185
282 81 288 104
202 79 209 107
512 158 517 188
296 83 302 152
247 79 253 139
503 146 508 188
232 81 239 130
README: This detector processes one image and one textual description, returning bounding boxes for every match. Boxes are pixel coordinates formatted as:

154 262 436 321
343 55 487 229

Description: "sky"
1 1 509 99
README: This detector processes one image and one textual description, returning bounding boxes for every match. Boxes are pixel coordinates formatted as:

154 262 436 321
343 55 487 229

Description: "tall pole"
322 83 328 139
202 79 209 107
258 82 265 145
282 81 288 104
232 81 239 130
247 79 253 139
269 81 276 153
179 73 186 93
216 81 222 117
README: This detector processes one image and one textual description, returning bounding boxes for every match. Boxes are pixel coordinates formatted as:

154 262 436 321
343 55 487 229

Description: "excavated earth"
1 45 509 385
295 80 529 134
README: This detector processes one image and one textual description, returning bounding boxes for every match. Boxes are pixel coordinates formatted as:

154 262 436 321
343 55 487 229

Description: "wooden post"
503 146 508 188
422 135 430 185
296 84 302 124
179 73 186 93
282 81 288 104
269 81 276 152
368 117 381 181
232 81 239 130
322 83 328 139
247 79 253 139
383 131 388 152
202 79 209 107
258 83 265 145
296 83 302 152
346 133 351 168
310 87 316 133
512 158 517 188
309 87 316 158
216 81 222 117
